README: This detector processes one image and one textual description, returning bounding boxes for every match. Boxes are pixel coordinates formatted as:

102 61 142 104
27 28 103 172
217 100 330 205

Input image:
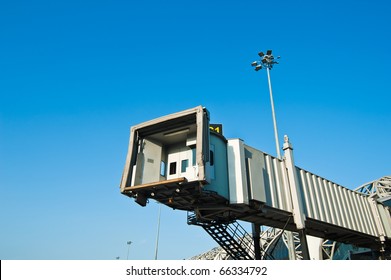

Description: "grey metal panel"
328 181 342 226
312 174 326 222
340 187 351 229
294 167 382 237
362 196 378 236
299 169 313 218
318 177 332 224
274 159 287 211
306 171 320 220
242 145 268 204
335 184 348 228
322 179 335 225
245 147 290 211
377 205 391 238
357 195 372 235
265 155 279 208
344 188 359 231
351 192 365 234
361 196 376 236
296 168 313 217
346 190 361 231
281 160 293 212
342 187 355 230
341 187 353 229
325 181 340 225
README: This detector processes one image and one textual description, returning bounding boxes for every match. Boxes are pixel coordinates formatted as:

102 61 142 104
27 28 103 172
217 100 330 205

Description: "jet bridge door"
167 146 197 181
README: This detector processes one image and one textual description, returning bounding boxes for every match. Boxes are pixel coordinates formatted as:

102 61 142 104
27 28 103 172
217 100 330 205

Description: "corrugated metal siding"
239 142 391 240
296 168 379 237
377 205 391 238
245 146 291 211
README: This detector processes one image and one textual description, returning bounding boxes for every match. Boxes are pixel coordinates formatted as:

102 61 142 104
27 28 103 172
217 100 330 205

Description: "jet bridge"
120 106 391 258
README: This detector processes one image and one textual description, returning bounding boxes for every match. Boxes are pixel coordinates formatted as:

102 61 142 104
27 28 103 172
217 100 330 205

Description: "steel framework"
355 176 391 201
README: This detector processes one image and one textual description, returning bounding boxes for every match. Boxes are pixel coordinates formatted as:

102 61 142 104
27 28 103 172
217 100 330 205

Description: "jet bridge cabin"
120 106 229 209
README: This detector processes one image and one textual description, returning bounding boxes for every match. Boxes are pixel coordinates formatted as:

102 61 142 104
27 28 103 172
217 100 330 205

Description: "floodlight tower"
251 51 298 260
251 50 281 159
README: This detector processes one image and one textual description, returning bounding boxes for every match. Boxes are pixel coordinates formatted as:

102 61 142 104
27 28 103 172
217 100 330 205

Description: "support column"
298 229 311 260
252 223 261 260
283 135 310 260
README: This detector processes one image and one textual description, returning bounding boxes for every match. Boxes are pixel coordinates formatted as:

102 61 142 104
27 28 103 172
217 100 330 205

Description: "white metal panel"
306 236 324 260
227 139 249 204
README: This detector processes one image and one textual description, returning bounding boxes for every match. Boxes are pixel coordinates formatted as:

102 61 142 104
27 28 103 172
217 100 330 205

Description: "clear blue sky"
0 0 390 260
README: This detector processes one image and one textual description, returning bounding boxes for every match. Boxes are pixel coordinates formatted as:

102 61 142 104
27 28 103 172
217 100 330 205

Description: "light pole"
251 50 284 260
251 51 298 259
154 203 162 260
126 241 132 260
251 50 281 159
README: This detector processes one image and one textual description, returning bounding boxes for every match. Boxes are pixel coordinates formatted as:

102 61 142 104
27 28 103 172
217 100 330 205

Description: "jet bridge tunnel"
120 105 391 253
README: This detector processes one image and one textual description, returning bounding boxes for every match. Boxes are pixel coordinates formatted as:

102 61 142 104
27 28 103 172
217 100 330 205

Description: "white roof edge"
131 105 205 131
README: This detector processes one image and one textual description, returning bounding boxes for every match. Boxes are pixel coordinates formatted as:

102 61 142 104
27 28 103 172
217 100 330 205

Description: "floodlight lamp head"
251 61 258 67
255 65 262 71
266 50 272 55
258 51 264 57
